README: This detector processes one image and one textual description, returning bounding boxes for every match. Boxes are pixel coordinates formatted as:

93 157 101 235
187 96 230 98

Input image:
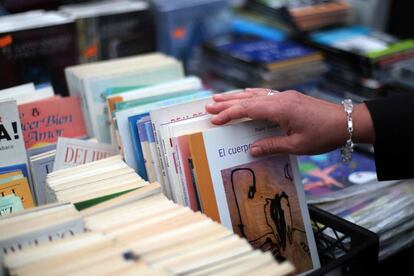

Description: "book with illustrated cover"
0 99 34 208
53 137 117 171
18 96 87 150
189 120 319 274
299 149 398 204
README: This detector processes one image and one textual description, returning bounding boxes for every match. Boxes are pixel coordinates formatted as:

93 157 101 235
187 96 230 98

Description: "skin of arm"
205 88 375 157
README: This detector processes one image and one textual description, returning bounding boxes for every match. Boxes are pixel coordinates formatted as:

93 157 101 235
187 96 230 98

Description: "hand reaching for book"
206 88 374 157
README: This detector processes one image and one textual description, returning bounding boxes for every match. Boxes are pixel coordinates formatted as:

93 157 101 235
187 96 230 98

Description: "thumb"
250 136 291 157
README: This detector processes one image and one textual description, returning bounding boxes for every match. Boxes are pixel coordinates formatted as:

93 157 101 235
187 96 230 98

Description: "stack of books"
304 25 414 96
45 155 147 210
0 202 85 265
246 0 351 31
199 36 327 89
1 184 295 275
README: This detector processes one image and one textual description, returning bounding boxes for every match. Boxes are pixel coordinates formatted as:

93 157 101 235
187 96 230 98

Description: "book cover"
173 135 200 211
0 16 78 95
0 99 31 193
62 1 156 63
0 177 35 209
83 58 184 143
30 151 55 205
53 137 117 171
145 121 163 185
299 150 397 204
137 116 155 182
192 120 320 274
206 38 320 70
0 195 24 216
128 113 150 180
18 96 87 150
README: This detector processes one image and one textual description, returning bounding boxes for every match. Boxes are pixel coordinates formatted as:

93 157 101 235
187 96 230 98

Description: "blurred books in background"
246 0 351 31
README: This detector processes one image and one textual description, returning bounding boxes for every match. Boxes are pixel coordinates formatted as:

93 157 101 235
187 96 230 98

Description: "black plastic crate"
308 205 379 276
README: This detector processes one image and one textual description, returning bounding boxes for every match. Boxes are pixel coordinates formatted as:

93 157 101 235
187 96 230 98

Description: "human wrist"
352 103 375 144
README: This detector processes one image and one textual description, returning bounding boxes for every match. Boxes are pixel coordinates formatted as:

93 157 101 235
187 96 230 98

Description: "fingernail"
213 94 223 99
250 146 262 156
206 103 214 108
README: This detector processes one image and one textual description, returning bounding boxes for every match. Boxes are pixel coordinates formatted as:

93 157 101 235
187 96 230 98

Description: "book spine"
151 121 173 200
188 133 220 223
160 127 185 206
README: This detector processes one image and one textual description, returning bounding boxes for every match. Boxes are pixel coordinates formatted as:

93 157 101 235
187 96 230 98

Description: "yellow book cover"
0 177 35 209
188 132 220 223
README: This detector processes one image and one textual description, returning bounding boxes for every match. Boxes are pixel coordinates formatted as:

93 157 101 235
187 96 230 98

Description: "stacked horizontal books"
199 36 327 89
246 0 351 31
303 25 414 97
2 182 295 276
45 155 147 210
0 202 85 264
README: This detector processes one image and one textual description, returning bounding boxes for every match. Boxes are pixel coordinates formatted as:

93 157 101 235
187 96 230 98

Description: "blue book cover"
128 112 150 180
212 39 316 66
298 149 385 203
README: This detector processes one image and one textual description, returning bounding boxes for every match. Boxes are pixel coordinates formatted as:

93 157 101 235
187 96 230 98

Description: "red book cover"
18 96 87 149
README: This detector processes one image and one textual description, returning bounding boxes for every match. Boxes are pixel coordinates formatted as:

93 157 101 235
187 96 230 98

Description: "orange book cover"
18 96 87 149
0 177 35 209
188 132 220 223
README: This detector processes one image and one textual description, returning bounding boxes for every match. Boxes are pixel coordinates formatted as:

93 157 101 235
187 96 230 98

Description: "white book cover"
0 83 35 101
0 99 30 181
18 85 55 105
200 120 320 274
149 97 213 205
53 137 118 171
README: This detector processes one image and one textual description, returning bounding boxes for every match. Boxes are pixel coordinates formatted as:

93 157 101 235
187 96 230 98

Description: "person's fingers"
206 99 249 114
211 98 275 125
250 135 292 156
213 88 269 102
